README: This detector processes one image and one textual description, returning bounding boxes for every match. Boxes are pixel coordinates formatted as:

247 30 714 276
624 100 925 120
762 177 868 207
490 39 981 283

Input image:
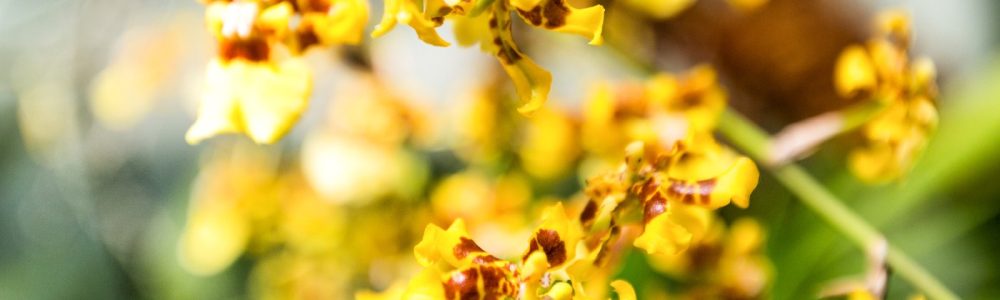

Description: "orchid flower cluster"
143 1 948 299
833 10 938 183
349 65 763 299
187 0 605 146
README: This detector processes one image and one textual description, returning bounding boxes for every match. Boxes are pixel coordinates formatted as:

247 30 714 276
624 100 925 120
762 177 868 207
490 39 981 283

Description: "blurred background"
1 0 999 299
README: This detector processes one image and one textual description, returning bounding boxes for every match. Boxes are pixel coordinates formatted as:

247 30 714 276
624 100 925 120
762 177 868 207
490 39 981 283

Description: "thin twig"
718 109 959 300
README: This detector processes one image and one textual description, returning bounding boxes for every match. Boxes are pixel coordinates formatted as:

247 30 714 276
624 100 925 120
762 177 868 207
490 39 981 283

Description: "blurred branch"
769 100 887 166
718 109 959 300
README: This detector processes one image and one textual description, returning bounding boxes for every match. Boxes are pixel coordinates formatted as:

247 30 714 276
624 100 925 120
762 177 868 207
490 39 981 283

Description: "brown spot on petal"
666 179 716 205
542 0 569 28
219 38 270 62
479 265 502 292
517 6 543 26
674 92 704 110
643 195 667 224
438 6 454 15
535 229 567 266
443 268 480 300
302 0 332 13
295 25 321 53
579 200 598 228
495 46 522 65
472 254 500 265
454 237 485 260
444 265 518 300
593 223 620 267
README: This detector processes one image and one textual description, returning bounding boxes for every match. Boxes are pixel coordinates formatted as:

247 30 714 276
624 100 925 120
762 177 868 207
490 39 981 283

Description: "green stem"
718 109 958 300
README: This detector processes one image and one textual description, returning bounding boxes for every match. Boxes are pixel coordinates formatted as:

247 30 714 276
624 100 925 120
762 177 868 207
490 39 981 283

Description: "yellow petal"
726 218 764 255
187 59 312 144
414 219 503 268
647 66 727 133
373 0 450 46
305 0 369 45
520 251 550 282
910 57 937 97
240 60 311 143
510 0 605 45
634 211 693 255
834 45 878 98
505 56 552 114
414 221 458 267
257 2 293 39
542 281 574 300
402 268 447 300
710 157 759 208
485 3 552 113
610 280 637 300
186 61 242 143
666 203 714 243
876 9 911 45
204 3 228 38
452 9 492 47
523 203 579 270
663 137 759 209
849 142 897 183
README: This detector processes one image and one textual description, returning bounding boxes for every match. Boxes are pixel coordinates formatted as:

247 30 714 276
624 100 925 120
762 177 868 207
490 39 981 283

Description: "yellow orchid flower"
177 143 280 275
833 10 937 183
192 0 370 144
634 199 713 255
521 203 580 273
581 66 730 166
404 201 635 299
576 64 760 262
645 218 771 299
410 219 523 299
372 0 605 114
647 65 727 134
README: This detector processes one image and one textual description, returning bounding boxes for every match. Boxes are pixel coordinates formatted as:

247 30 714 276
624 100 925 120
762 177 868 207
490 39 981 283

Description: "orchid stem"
717 108 958 300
